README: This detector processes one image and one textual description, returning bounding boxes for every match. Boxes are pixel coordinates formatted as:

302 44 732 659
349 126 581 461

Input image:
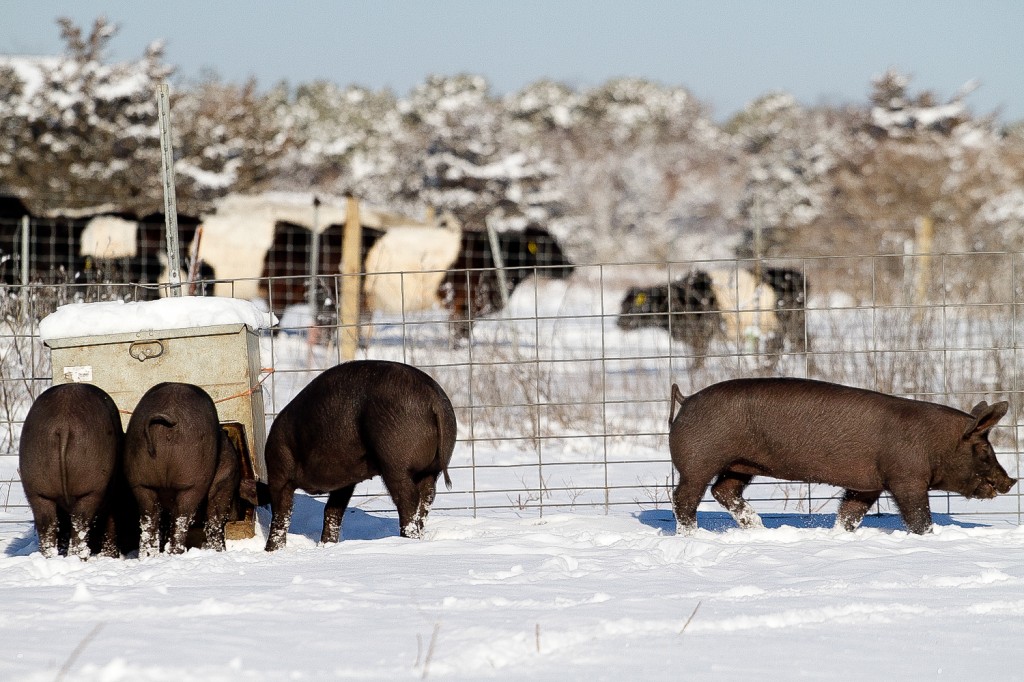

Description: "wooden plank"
339 195 363 360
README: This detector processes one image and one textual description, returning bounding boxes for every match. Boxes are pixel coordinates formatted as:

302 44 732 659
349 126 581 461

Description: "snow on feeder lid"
39 297 278 343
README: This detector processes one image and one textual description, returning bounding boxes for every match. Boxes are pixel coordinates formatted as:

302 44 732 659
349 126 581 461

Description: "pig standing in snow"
256 360 457 552
19 383 135 558
668 377 1016 534
124 382 238 556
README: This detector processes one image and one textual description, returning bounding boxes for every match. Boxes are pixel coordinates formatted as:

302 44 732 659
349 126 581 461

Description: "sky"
1 1 1022 123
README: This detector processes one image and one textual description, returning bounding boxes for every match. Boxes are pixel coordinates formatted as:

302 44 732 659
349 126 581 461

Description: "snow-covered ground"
3 510 1024 681
2 274 1024 680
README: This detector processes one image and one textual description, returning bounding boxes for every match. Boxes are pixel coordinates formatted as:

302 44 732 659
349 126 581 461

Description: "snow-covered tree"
271 81 410 204
172 75 290 206
550 79 730 262
831 70 1010 253
0 63 25 177
1 17 173 213
403 75 566 232
725 93 842 257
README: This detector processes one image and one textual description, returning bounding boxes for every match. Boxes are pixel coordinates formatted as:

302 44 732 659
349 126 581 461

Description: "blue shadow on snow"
635 508 986 534
3 533 37 557
3 494 405 557
288 492 401 542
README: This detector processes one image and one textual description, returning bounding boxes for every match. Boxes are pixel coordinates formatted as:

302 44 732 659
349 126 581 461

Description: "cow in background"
362 222 575 342
2 210 201 298
258 214 574 344
759 266 811 354
617 267 811 368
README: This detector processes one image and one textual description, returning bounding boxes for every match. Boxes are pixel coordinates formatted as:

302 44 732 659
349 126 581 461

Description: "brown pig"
124 382 238 556
668 377 1016 535
18 383 136 558
255 360 457 552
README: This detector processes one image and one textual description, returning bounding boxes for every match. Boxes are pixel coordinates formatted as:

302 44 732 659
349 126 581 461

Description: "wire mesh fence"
1 244 1023 531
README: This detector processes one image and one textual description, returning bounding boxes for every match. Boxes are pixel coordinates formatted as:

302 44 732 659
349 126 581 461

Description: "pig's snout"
995 476 1018 495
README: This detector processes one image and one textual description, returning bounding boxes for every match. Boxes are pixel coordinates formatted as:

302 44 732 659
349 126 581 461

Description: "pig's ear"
966 401 1009 437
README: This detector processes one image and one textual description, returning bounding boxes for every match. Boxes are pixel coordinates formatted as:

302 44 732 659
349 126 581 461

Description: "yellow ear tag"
635 292 647 306
527 241 538 255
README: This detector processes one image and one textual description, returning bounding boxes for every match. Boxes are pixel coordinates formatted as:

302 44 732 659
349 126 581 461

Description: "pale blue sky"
2 1 1021 122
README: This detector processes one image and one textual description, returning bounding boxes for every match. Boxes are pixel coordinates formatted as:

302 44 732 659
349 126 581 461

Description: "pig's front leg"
888 482 933 534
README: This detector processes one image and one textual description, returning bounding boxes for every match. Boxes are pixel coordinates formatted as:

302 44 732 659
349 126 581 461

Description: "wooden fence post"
915 215 934 302
339 195 363 360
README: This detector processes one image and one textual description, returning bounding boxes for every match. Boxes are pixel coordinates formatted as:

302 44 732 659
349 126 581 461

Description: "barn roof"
204 193 430 232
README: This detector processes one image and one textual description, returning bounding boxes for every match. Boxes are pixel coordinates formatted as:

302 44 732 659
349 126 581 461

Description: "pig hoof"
833 517 861 532
265 530 287 552
402 521 425 539
674 522 698 536
733 507 764 530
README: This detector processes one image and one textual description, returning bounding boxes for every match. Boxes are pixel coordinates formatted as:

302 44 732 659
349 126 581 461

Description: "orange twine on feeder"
115 368 276 415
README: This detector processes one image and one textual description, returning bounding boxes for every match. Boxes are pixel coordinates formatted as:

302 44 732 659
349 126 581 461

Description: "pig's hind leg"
27 495 60 558
320 485 355 544
672 476 710 534
133 487 163 557
834 489 881 531
68 491 105 559
168 487 206 554
265 481 296 551
415 475 438 527
383 471 424 539
711 471 763 529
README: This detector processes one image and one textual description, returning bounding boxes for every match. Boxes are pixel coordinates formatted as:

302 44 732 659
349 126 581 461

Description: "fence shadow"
636 508 986 534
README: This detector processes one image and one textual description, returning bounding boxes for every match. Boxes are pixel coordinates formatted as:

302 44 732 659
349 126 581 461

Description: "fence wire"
1 246 1022 530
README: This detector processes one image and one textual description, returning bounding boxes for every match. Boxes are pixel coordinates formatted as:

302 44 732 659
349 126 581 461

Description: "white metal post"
156 83 182 297
308 197 321 328
20 214 29 325
20 214 29 287
485 214 511 311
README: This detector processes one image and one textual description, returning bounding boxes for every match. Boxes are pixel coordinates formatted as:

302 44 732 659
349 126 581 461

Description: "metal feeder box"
45 322 267 540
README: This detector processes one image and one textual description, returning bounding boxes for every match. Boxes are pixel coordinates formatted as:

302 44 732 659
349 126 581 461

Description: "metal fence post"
485 214 511 311
308 196 321 339
156 82 182 297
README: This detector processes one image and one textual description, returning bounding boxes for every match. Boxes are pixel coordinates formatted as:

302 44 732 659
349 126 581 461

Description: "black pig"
124 382 238 556
19 383 134 558
669 377 1016 535
256 360 457 551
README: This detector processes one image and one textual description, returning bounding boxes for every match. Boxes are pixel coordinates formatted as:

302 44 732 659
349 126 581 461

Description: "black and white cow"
1 210 202 298
759 266 811 354
361 223 574 340
617 267 810 368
